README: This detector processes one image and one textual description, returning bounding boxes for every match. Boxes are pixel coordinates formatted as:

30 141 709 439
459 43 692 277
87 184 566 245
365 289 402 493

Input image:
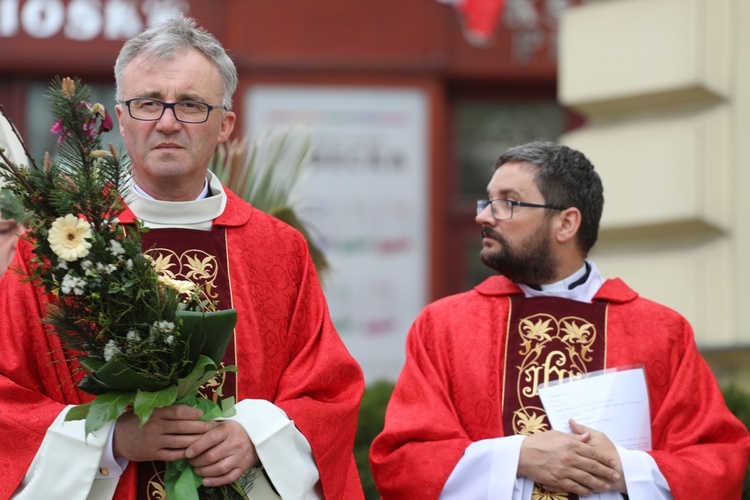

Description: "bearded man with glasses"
371 141 749 499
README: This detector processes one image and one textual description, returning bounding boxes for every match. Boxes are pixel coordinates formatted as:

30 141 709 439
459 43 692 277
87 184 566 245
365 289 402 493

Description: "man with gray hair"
0 16 365 499
371 141 749 499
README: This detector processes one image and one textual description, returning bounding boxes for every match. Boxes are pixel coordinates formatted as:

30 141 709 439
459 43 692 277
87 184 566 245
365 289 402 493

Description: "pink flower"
98 109 114 134
50 102 113 145
50 118 70 145
86 102 114 137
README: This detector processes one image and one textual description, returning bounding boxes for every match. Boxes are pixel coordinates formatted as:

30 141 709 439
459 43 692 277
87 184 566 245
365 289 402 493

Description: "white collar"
134 177 209 201
125 172 227 230
517 260 604 303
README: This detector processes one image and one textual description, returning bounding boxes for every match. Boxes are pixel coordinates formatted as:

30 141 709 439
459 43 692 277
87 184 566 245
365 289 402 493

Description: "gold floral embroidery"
147 474 167 499
519 317 554 355
532 484 570 500
560 319 596 363
146 248 219 302
201 363 229 403
514 408 549 435
148 251 178 277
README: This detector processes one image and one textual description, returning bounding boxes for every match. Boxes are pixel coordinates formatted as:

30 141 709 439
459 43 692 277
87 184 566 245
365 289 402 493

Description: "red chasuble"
0 190 365 499
370 275 750 499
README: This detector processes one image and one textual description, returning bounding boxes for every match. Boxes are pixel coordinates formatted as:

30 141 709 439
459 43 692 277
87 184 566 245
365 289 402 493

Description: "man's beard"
480 225 557 285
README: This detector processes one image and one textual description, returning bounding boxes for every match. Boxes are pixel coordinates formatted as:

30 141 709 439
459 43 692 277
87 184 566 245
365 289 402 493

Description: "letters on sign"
0 0 190 40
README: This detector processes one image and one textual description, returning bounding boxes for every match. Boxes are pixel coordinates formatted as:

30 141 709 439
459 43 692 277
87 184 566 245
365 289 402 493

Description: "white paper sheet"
538 367 652 451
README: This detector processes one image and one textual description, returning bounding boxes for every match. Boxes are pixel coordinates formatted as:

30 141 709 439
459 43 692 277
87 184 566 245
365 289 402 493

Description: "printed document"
538 367 651 451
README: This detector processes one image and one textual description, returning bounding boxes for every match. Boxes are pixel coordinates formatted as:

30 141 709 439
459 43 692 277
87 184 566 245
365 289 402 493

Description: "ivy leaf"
85 391 135 435
193 398 224 422
221 396 237 418
175 355 218 399
134 385 178 426
65 401 93 422
174 463 202 500
165 459 197 500
175 355 237 401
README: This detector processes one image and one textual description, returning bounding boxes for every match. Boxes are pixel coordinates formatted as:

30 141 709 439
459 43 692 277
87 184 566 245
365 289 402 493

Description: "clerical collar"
125 172 226 230
517 260 604 303
523 261 592 292
133 178 209 201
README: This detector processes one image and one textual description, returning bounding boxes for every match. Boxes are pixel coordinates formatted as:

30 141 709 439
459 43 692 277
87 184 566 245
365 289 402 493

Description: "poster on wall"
245 86 429 383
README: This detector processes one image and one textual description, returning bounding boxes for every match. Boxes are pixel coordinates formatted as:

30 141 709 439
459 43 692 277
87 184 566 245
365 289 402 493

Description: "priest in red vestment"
370 141 750 499
0 16 364 500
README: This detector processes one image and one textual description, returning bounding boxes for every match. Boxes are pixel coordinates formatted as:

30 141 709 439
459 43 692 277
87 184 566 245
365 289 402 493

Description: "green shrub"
355 380 395 499
724 385 750 499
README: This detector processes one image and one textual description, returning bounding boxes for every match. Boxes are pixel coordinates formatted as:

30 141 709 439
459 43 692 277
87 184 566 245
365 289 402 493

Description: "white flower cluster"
149 320 176 345
108 240 125 257
103 339 122 362
60 273 86 295
98 262 117 274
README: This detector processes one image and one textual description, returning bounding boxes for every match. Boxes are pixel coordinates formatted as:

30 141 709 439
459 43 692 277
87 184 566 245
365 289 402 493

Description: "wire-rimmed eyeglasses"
121 98 224 124
476 198 565 220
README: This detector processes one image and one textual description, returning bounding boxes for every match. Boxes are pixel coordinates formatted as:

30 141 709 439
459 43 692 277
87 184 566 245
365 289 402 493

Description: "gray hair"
495 141 604 255
114 16 238 110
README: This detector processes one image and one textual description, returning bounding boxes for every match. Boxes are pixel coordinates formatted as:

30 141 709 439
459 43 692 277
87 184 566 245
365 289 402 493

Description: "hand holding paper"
538 367 652 451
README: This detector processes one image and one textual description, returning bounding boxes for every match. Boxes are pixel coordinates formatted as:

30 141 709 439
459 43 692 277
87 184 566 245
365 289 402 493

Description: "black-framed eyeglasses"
476 198 565 220
121 98 224 124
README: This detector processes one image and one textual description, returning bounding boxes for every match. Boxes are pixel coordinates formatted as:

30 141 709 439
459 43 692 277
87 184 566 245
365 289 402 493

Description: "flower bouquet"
0 77 243 499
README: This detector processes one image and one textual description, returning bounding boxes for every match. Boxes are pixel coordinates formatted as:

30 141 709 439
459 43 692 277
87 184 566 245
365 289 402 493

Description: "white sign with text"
245 86 429 382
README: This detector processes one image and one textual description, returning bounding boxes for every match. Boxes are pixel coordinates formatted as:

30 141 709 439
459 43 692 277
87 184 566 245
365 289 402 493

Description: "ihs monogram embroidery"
511 313 597 436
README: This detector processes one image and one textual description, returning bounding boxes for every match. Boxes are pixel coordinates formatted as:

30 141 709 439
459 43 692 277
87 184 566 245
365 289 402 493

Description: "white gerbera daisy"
157 275 196 296
48 214 92 261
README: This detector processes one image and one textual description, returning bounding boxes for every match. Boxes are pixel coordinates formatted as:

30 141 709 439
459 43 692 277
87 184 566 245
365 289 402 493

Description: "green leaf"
174 462 202 500
173 353 238 400
65 401 92 421
79 357 104 374
177 364 239 402
193 398 224 422
77 375 109 396
85 391 135 435
0 189 26 223
175 355 218 400
174 309 237 373
134 385 178 426
165 459 191 500
80 357 169 392
221 396 237 418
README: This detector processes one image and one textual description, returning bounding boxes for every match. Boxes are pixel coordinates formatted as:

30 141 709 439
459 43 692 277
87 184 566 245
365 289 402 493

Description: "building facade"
559 0 750 390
